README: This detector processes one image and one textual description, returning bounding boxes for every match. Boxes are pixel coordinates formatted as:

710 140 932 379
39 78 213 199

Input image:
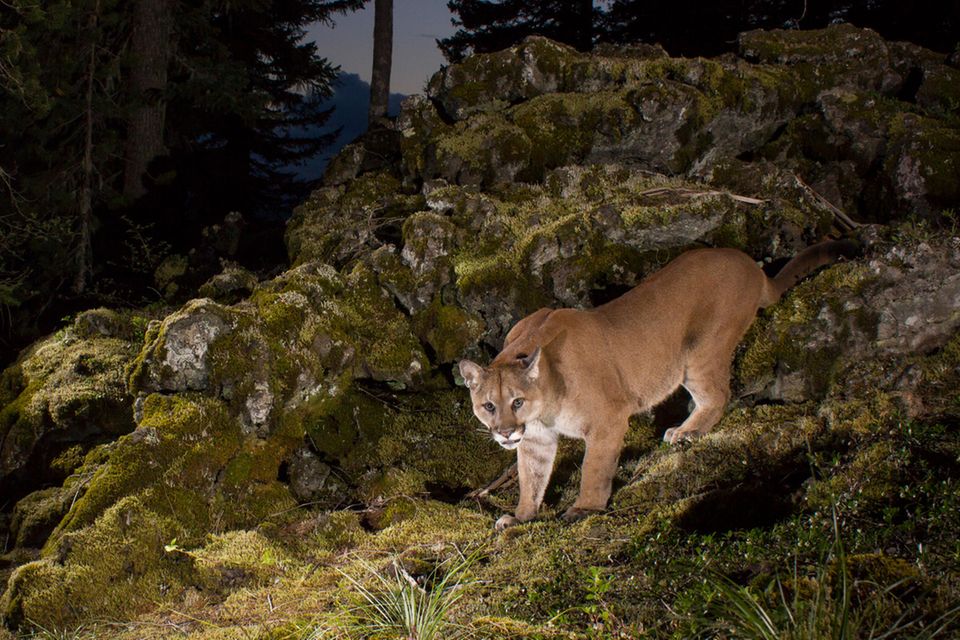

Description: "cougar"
459 241 855 530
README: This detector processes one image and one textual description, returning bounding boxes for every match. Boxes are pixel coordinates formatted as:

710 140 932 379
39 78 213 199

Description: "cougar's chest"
532 406 588 439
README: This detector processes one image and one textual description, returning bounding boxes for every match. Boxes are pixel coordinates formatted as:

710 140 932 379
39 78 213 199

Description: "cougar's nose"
495 424 519 437
492 426 523 449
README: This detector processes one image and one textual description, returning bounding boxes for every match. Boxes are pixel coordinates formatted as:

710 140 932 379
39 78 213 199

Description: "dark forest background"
1 0 957 366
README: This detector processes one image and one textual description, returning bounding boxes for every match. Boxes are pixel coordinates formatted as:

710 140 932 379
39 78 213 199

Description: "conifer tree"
0 0 363 362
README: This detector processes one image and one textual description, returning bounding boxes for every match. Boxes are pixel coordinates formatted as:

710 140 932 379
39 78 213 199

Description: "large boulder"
737 229 960 404
0 311 143 526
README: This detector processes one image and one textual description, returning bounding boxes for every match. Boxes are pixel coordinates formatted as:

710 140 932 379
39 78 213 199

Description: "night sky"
308 0 456 96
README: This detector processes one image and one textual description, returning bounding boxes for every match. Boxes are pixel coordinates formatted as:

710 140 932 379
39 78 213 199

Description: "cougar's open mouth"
493 431 523 450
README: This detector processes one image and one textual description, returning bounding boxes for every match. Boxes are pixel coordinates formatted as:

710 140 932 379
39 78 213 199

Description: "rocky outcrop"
411 25 959 220
737 229 960 403
0 311 142 515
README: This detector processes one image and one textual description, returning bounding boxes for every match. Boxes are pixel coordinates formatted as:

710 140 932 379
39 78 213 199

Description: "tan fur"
459 241 854 530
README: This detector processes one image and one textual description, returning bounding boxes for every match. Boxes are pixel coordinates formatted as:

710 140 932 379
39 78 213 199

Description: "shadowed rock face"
1 25 959 634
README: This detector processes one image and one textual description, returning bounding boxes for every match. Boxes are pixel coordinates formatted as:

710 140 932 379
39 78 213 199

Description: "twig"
637 186 766 205
792 173 860 232
467 462 518 499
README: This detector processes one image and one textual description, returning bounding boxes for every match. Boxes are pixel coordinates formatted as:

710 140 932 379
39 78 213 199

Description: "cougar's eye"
512 398 524 410
482 402 496 413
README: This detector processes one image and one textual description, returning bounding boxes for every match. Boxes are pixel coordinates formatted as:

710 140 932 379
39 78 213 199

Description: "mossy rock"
1 392 301 629
303 388 511 508
737 23 901 95
284 171 426 267
2 496 200 629
193 530 294 593
8 487 74 550
127 298 238 394
884 113 960 217
132 260 428 435
411 300 486 364
0 325 140 522
439 165 825 349
197 264 258 304
396 95 452 186
428 36 581 121
736 260 876 401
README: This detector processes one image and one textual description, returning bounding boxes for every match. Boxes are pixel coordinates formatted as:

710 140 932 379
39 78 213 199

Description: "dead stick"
467 462 518 499
793 174 860 232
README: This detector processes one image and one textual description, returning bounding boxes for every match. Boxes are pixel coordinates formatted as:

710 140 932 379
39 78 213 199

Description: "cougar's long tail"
760 239 860 307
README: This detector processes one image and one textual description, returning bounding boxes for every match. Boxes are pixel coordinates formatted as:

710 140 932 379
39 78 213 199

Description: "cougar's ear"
458 360 485 389
519 347 541 380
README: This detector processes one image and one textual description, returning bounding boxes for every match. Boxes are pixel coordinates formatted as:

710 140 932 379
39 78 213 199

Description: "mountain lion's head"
458 348 544 450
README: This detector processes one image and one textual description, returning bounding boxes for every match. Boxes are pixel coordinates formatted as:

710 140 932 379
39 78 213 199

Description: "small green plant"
548 565 636 638
581 566 616 631
310 549 480 640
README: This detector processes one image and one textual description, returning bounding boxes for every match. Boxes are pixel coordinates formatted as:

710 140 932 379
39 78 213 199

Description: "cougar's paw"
561 507 600 523
495 514 520 531
664 427 700 445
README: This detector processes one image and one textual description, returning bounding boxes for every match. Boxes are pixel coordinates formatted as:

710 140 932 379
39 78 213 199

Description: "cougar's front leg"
563 416 629 523
496 429 558 531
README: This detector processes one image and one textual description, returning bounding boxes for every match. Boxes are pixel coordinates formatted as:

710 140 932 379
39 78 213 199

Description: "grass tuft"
308 548 481 640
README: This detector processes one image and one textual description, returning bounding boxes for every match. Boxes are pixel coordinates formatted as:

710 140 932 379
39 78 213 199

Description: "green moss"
2 496 199 629
916 64 960 119
736 261 874 397
430 36 582 120
411 300 486 363
339 263 430 383
153 254 188 298
0 328 139 522
312 510 368 552
10 487 73 549
435 115 533 186
53 395 240 539
807 441 903 511
398 96 452 179
886 113 960 208
511 91 637 180
284 172 426 266
359 500 490 553
303 388 509 510
194 530 293 591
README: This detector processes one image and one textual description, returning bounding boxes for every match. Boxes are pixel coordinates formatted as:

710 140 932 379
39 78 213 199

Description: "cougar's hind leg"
663 363 731 445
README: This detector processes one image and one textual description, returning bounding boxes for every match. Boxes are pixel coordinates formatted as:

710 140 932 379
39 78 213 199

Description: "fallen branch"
467 462 518 499
637 186 766 205
792 173 860 232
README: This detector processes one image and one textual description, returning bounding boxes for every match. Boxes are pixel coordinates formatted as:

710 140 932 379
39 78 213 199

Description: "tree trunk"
75 1 99 296
123 0 173 200
368 0 393 124
576 0 593 51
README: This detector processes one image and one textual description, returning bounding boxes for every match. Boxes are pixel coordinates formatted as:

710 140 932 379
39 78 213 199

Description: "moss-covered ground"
5 377 955 638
